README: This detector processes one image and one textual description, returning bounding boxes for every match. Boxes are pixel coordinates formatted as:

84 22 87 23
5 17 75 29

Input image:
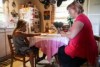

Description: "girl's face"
21 24 27 32
68 8 77 19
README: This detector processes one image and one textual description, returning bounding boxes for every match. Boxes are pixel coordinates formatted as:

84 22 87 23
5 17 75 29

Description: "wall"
33 0 44 32
83 0 100 36
33 0 53 32
83 0 88 14
0 28 13 59
88 0 100 36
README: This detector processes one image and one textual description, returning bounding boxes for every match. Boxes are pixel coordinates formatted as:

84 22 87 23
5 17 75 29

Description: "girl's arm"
20 33 41 44
21 33 41 37
24 37 30 44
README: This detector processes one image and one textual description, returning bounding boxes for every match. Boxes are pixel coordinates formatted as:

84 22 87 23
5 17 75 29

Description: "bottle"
45 22 49 33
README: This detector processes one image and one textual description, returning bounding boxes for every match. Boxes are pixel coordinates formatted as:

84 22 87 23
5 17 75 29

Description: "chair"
82 35 100 67
7 35 36 67
94 35 100 67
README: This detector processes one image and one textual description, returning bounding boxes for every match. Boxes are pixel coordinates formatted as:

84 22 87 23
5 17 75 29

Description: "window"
87 0 100 35
0 0 6 28
54 0 74 24
0 0 4 22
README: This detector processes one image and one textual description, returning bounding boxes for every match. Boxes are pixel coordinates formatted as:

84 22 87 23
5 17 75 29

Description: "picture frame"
44 11 50 20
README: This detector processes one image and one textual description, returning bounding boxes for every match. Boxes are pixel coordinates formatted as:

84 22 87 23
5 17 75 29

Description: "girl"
13 20 40 67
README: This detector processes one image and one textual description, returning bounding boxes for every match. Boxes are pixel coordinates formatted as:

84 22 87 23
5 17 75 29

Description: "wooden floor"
0 61 91 67
0 56 92 67
1 59 57 67
5 62 89 67
0 51 92 67
6 61 45 67
0 59 91 67
0 59 50 67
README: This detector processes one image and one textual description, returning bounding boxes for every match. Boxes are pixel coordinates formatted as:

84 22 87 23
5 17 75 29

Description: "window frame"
54 0 74 23
0 0 4 22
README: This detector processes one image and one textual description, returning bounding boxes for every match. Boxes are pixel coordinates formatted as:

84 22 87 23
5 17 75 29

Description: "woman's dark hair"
16 20 26 29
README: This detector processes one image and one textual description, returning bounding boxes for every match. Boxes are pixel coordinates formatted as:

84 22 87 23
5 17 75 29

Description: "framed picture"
44 11 50 20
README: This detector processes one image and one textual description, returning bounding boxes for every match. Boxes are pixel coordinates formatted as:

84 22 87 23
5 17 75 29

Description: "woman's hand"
60 31 67 37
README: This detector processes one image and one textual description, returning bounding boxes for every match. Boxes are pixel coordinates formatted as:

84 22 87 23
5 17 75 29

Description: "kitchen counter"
0 28 14 32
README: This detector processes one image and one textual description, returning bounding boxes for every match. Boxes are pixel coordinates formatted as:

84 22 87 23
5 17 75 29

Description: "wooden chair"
81 35 100 67
7 35 36 67
94 35 100 67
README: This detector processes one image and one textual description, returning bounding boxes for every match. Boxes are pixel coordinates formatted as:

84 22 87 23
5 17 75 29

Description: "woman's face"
68 8 77 19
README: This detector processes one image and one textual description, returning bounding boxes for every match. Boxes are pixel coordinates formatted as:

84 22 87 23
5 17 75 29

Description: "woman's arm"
67 21 84 39
60 21 84 39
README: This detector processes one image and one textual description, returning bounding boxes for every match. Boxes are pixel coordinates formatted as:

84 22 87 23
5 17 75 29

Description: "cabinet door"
6 29 14 55
0 32 6 58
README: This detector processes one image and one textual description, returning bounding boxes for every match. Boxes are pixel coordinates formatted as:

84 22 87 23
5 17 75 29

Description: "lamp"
12 1 16 8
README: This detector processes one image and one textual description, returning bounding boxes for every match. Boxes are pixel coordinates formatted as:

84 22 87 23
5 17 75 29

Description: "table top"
30 34 69 46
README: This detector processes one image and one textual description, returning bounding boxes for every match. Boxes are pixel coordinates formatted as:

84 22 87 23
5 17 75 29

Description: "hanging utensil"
12 1 16 8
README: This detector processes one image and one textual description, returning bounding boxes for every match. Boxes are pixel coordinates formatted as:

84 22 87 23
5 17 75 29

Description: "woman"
13 20 41 67
58 1 98 67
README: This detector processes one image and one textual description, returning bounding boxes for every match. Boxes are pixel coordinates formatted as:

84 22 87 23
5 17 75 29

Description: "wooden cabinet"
0 29 6 58
0 28 14 58
6 28 14 55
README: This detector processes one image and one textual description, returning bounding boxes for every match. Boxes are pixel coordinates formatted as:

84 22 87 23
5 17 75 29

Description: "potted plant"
67 16 73 27
53 22 63 33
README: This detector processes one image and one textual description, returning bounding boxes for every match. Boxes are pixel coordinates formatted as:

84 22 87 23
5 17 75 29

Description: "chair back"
94 35 100 67
7 35 15 55
94 35 100 52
